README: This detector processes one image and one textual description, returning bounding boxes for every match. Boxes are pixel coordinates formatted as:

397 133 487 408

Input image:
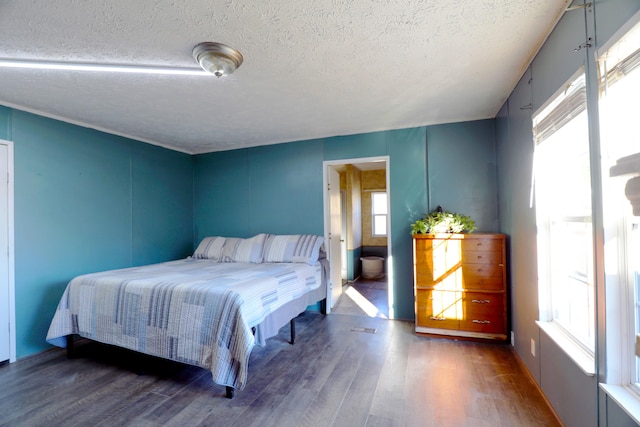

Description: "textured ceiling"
0 1 570 154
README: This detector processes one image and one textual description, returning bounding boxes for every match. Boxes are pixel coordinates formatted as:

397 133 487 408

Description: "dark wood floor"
0 312 560 427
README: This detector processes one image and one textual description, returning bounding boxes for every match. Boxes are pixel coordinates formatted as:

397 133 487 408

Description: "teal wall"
2 109 193 358
496 1 640 426
427 120 498 232
194 123 497 320
193 139 325 240
0 106 10 140
347 248 362 281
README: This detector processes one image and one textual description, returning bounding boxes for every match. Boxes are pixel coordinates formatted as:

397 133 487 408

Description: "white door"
328 167 342 308
340 190 347 280
0 143 10 362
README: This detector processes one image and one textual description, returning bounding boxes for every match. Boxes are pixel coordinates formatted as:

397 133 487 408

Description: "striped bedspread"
46 259 323 390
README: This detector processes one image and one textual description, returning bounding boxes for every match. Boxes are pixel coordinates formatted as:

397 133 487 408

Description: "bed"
46 233 328 398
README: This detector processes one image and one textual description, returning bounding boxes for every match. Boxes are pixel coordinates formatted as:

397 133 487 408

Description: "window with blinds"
533 69 595 354
598 16 640 388
533 73 587 143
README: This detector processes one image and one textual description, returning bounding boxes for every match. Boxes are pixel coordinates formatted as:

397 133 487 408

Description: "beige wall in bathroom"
362 169 387 247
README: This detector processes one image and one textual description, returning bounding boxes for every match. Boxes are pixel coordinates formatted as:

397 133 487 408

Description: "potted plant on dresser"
411 206 507 341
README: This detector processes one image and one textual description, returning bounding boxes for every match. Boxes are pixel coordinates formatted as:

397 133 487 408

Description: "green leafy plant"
411 206 477 235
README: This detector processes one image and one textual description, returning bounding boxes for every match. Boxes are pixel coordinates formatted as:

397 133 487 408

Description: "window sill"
600 384 640 425
536 321 595 376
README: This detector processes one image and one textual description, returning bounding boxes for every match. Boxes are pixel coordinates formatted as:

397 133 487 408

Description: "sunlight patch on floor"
345 286 388 319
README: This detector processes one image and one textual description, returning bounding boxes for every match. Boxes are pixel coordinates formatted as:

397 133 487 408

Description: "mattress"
46 258 325 390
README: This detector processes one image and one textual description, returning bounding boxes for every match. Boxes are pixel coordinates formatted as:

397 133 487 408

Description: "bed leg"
320 298 327 315
290 318 296 345
66 335 75 358
225 386 235 399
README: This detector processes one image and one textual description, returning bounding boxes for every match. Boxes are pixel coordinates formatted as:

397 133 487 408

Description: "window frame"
597 12 640 399
371 191 388 237
532 67 597 373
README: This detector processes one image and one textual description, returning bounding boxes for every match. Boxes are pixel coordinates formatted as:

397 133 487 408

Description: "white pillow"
222 234 268 263
263 234 324 265
193 236 227 261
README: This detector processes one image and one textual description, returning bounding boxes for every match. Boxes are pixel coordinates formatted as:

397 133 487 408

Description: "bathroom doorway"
323 156 392 319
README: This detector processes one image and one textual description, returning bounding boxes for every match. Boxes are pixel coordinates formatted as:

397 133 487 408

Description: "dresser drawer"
460 264 504 291
463 292 504 316
415 289 460 330
461 237 503 253
461 250 503 265
462 292 505 333
417 257 505 290
460 314 505 334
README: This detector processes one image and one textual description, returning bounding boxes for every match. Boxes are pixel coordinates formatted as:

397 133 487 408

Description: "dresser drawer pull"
429 316 447 321
472 320 491 324
471 299 491 304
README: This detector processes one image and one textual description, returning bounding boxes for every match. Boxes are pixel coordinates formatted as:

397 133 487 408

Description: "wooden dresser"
413 233 507 341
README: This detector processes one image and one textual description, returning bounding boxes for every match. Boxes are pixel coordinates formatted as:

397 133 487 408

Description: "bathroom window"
371 192 387 236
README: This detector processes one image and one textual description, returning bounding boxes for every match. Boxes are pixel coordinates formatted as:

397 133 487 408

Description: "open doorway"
323 156 392 319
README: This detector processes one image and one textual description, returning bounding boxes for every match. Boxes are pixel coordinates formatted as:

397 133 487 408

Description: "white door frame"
0 139 15 362
340 189 347 280
326 166 342 310
322 155 393 318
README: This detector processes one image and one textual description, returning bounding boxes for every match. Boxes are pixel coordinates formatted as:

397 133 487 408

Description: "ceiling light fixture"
0 58 207 75
192 42 243 78
0 43 244 78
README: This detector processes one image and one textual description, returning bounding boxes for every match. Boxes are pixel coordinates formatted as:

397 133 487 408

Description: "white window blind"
533 69 595 354
533 74 587 145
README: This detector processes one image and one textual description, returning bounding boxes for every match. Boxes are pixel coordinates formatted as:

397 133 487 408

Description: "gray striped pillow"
193 236 227 261
263 234 324 265
222 234 268 263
